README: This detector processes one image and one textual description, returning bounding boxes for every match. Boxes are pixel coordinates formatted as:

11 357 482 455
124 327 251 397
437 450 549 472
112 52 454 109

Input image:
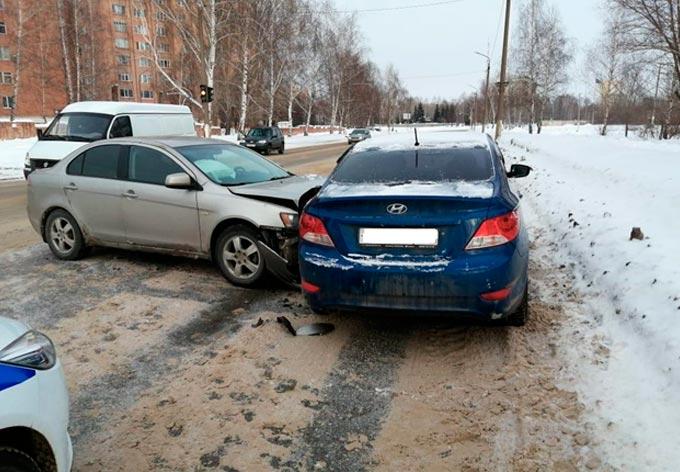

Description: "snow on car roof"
351 129 491 153
61 101 193 115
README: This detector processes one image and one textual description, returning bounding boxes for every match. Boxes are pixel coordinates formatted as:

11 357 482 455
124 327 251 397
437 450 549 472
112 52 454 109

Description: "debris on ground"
276 316 334 336
629 227 644 240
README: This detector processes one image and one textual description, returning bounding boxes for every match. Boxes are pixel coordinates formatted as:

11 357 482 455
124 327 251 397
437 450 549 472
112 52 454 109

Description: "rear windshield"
331 147 494 183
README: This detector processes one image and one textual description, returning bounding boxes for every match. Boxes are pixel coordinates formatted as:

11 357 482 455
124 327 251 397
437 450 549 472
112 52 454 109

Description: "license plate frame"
358 228 439 248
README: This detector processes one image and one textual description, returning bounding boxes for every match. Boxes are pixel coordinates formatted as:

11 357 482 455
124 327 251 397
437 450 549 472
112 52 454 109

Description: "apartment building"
0 0 190 119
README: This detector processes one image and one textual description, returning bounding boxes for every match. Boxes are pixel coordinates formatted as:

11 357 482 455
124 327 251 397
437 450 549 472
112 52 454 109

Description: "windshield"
351 129 367 135
331 147 494 184
42 113 112 142
177 144 290 186
246 128 272 139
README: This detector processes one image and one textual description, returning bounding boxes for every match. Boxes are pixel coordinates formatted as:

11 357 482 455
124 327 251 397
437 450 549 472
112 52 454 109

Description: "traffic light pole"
495 0 511 140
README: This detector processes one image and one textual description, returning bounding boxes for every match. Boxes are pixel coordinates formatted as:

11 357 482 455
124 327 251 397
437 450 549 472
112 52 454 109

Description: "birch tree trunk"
238 41 249 132
57 0 74 102
73 0 81 101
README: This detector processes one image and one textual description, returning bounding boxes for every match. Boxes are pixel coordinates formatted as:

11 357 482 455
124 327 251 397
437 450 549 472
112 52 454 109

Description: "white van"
24 101 196 177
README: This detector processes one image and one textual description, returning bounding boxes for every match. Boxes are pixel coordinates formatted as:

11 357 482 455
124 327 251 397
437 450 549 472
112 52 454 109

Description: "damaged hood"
229 175 326 210
0 316 29 351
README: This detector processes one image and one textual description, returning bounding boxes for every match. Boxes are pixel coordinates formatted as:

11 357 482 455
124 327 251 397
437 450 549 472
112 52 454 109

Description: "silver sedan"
26 137 324 286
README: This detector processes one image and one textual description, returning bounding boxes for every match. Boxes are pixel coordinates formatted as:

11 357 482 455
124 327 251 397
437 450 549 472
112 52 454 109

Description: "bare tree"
511 0 572 133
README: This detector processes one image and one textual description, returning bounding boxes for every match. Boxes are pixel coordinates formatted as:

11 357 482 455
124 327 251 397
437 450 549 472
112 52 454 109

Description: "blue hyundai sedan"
298 130 532 325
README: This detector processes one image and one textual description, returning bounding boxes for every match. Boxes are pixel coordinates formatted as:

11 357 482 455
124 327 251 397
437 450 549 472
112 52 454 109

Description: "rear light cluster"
299 213 334 247
466 210 520 250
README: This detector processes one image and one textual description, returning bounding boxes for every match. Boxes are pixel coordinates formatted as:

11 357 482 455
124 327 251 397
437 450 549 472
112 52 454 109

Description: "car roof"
105 136 234 148
351 129 491 154
61 101 193 115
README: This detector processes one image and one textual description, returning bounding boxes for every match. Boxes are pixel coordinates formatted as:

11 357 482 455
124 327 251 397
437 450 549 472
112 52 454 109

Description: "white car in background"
0 317 71 472
24 101 197 178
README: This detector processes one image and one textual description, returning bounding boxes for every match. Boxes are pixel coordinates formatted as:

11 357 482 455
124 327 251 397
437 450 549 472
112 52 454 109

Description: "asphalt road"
0 142 349 254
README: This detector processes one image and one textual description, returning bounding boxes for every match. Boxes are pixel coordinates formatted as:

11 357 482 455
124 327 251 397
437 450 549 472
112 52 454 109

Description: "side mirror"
165 172 194 189
36 128 44 139
507 164 532 178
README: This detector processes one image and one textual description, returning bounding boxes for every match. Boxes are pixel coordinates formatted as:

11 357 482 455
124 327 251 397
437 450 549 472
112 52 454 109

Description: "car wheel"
506 284 528 327
278 143 285 154
45 209 87 260
0 447 40 472
216 225 266 287
264 145 271 156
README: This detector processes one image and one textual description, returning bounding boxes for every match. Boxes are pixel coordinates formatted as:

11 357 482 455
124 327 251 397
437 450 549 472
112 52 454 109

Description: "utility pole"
495 0 511 140
476 51 491 133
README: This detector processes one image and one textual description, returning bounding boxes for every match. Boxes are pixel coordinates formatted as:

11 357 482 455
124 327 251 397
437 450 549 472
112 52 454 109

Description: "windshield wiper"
268 175 290 182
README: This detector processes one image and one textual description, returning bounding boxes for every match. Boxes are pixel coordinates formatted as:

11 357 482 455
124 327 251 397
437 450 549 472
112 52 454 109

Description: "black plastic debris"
251 318 264 328
276 316 334 336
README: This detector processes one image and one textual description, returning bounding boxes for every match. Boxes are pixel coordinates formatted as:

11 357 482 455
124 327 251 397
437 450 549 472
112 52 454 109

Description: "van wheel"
45 209 87 260
264 145 271 156
216 225 266 287
0 447 40 472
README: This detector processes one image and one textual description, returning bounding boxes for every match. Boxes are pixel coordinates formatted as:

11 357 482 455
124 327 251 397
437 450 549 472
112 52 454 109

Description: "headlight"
24 153 30 167
279 212 299 228
257 139 267 144
0 330 57 370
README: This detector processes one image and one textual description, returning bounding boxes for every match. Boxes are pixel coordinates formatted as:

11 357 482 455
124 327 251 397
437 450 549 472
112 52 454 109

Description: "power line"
404 71 482 80
309 0 466 14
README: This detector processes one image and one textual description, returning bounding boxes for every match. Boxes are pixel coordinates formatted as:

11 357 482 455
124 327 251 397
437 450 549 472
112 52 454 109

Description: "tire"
0 448 40 472
278 143 285 154
264 145 271 156
215 225 266 287
506 284 528 327
45 209 87 260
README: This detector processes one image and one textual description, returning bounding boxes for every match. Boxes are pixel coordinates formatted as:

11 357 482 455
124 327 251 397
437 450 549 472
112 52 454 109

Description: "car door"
63 144 127 243
121 145 202 252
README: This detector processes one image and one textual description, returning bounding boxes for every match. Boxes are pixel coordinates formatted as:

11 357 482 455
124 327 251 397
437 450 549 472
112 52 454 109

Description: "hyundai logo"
386 203 408 215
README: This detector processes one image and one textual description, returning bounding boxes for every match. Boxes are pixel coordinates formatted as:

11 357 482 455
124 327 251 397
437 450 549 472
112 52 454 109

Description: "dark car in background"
298 131 532 325
240 126 285 155
347 128 372 144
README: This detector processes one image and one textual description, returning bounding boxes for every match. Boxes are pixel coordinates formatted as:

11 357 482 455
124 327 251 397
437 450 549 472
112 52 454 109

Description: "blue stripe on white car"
0 363 36 392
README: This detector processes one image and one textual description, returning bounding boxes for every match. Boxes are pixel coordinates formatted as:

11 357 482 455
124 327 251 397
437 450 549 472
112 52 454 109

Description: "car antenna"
414 127 420 146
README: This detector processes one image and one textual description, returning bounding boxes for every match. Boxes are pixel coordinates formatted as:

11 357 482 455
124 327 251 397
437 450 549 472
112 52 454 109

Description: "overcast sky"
332 0 604 100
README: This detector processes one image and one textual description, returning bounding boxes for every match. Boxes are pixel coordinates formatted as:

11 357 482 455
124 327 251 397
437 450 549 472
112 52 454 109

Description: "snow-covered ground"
501 126 680 471
0 137 35 180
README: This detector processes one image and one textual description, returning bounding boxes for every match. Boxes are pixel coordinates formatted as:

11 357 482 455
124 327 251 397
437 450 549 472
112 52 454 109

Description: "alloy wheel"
49 217 76 255
222 235 262 281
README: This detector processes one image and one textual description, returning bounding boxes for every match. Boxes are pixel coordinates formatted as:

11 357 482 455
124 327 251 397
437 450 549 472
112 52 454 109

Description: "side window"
82 145 121 179
66 153 84 175
128 146 183 185
109 116 132 138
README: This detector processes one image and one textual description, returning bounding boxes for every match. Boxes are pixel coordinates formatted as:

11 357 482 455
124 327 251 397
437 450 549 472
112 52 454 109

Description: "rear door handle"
122 190 138 199
64 183 78 191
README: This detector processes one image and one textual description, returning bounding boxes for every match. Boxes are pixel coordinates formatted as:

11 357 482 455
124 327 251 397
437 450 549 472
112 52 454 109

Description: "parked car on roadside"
0 316 72 472
347 128 371 144
26 137 324 286
24 101 196 178
239 126 285 155
298 131 532 325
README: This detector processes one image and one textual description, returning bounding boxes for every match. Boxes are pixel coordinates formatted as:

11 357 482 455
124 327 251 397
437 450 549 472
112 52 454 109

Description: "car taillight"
466 210 520 250
299 212 334 247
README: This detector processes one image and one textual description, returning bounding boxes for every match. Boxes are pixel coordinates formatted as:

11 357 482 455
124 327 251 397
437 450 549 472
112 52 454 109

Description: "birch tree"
511 0 572 133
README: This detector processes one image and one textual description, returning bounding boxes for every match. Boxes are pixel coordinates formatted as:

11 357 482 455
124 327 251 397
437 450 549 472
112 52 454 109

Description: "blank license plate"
359 228 439 247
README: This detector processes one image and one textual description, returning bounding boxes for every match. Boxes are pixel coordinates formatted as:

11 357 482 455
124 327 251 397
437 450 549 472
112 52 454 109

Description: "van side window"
109 116 132 138
82 145 121 179
128 146 183 185
66 153 85 175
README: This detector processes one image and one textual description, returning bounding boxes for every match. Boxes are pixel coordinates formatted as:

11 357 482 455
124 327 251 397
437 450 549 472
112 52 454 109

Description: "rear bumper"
299 243 528 317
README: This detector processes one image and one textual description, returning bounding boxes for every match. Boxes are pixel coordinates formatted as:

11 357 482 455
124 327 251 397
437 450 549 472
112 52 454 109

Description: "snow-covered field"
501 125 680 471
0 137 35 180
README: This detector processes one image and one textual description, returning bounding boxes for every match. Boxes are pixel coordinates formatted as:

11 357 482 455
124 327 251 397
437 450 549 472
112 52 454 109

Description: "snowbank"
502 128 680 470
0 137 36 180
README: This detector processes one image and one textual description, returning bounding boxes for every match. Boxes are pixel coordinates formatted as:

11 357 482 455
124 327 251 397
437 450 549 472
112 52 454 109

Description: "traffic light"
200 84 214 103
